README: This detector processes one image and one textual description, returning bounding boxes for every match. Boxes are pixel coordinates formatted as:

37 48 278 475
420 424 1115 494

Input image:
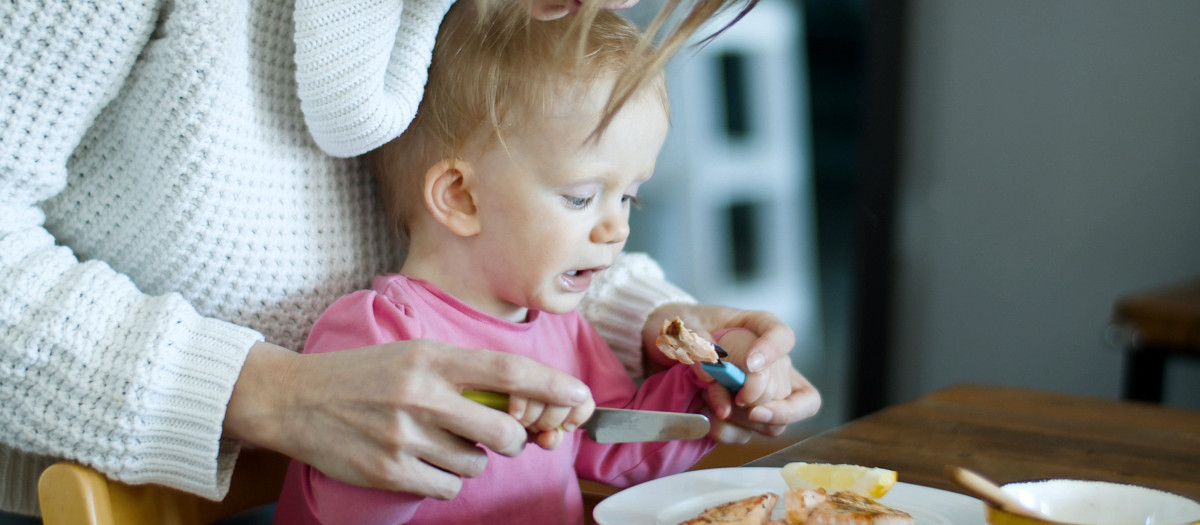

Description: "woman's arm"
0 1 262 512
293 0 458 157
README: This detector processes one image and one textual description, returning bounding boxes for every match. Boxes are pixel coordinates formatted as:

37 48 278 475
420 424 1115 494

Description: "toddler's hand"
643 303 821 443
508 394 595 450
698 329 787 420
717 329 793 408
700 328 819 442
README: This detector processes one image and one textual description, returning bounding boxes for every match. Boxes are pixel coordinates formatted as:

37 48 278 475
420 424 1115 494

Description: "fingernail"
747 353 766 372
570 385 590 404
562 422 577 432
501 442 523 457
749 406 773 423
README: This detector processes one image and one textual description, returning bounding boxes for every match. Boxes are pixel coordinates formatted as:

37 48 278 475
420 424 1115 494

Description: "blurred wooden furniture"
38 447 289 525
1109 278 1200 403
747 383 1200 501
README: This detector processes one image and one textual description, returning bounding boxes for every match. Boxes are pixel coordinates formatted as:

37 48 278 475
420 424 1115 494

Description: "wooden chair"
39 447 615 524
1108 277 1200 403
37 448 289 525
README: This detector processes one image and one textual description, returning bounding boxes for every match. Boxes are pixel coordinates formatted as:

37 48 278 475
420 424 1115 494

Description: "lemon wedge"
780 462 897 499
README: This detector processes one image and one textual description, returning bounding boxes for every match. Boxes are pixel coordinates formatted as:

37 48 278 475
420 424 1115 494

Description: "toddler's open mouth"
561 266 608 292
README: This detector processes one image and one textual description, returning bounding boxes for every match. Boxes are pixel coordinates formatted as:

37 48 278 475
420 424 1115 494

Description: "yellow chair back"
37 448 289 525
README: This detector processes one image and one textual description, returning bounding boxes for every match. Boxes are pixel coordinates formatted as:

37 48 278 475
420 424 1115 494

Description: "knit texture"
582 253 697 381
0 1 691 514
294 0 457 157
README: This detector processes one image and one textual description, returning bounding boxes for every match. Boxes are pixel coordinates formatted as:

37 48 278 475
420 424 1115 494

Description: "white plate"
593 467 986 525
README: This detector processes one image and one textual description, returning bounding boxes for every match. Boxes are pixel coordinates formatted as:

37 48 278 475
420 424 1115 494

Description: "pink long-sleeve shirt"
274 274 715 524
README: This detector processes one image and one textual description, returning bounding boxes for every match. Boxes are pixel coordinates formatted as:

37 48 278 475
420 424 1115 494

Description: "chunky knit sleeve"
0 2 261 514
579 253 696 382
293 0 458 158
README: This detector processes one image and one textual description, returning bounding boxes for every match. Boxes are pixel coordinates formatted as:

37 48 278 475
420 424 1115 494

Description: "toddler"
275 2 794 523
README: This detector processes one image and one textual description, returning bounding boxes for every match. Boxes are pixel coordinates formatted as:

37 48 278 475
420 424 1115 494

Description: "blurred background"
626 0 1200 460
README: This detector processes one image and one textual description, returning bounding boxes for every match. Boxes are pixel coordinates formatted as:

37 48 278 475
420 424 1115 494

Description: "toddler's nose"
590 213 630 244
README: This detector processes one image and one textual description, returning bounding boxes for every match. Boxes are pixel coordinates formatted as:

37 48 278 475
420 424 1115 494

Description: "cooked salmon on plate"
677 488 912 525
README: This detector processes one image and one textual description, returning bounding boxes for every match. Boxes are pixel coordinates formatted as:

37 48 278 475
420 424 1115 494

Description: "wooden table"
746 383 1200 501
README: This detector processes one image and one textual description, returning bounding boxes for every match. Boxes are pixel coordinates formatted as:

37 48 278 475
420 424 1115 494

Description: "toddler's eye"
622 195 642 209
563 195 593 209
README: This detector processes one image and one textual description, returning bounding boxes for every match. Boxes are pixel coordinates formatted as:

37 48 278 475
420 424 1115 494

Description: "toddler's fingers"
517 399 546 428
507 395 529 423
705 381 733 420
534 428 564 450
531 403 571 432
562 397 595 432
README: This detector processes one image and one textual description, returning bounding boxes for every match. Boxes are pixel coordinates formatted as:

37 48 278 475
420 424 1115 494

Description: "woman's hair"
369 0 672 243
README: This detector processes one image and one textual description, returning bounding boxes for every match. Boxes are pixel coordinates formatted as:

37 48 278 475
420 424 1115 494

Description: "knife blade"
462 390 710 443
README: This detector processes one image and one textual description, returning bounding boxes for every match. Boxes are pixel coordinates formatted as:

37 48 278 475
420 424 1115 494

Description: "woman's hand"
644 303 821 443
706 328 794 414
709 365 821 442
223 341 592 500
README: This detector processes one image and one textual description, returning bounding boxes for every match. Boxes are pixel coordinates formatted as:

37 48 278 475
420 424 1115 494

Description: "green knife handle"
463 390 510 411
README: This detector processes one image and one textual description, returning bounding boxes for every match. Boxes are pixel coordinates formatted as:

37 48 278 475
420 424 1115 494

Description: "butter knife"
463 390 710 443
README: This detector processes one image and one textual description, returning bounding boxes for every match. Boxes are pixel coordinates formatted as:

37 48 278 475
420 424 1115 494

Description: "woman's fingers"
370 427 487 499
747 368 821 426
444 346 592 406
416 392 531 457
425 347 593 455
722 310 793 374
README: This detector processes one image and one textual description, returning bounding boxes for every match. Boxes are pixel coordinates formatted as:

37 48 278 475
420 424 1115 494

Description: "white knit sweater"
0 0 692 516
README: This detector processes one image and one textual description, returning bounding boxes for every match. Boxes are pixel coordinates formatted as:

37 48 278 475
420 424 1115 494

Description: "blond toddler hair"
369 0 672 244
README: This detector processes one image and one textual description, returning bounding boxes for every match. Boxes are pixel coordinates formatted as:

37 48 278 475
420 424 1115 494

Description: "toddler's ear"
424 158 481 237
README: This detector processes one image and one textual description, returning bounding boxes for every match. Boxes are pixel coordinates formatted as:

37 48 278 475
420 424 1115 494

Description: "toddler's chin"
535 297 584 315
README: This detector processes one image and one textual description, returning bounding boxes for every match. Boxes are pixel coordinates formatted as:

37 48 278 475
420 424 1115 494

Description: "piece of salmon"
784 489 913 525
656 316 720 365
678 492 779 525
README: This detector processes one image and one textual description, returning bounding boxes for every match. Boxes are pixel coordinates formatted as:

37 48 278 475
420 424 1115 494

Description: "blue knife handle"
701 361 746 393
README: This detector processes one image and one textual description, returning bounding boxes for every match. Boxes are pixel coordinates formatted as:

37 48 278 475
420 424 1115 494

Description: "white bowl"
995 479 1200 525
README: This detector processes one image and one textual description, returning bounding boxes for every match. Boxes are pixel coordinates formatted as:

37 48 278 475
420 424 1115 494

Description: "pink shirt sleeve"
570 319 717 488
